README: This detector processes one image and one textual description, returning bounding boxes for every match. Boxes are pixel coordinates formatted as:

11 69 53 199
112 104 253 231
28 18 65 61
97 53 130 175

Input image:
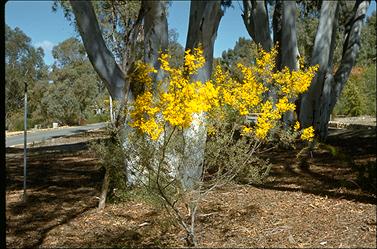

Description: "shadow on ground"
6 141 103 248
252 127 376 204
5 127 376 248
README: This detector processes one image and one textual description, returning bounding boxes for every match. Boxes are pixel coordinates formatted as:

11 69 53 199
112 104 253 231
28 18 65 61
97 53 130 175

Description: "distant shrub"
334 65 376 116
7 112 36 131
86 113 109 124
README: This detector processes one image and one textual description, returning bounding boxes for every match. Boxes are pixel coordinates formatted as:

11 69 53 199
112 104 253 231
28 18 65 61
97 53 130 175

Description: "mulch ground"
6 127 376 248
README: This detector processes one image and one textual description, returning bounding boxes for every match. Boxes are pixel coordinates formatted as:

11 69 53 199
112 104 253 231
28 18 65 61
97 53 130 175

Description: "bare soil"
6 127 376 248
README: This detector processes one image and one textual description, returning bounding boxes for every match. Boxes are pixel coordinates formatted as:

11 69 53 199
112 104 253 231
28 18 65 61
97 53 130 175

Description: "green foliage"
167 29 184 68
89 129 127 203
218 37 257 77
296 15 318 66
204 108 271 185
41 82 81 125
334 65 376 116
38 38 107 126
86 113 109 124
52 37 86 67
358 11 376 66
5 24 48 130
7 112 28 131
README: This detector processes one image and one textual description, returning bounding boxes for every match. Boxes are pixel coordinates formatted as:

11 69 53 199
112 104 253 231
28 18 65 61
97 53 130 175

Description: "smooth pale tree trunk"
180 0 223 191
299 0 369 140
299 1 339 131
242 0 272 52
320 0 371 139
280 1 300 124
316 7 340 139
70 1 127 209
70 0 126 100
280 1 299 71
70 0 169 202
123 0 169 186
272 0 283 67
143 1 168 87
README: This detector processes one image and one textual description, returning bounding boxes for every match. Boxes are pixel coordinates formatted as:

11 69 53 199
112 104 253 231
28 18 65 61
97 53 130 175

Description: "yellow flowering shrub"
212 46 318 140
129 45 318 142
129 47 219 139
125 47 318 246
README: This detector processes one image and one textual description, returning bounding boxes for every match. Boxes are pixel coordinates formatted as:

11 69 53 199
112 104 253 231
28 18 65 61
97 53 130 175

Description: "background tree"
334 66 376 116
37 38 107 126
167 28 184 68
5 24 48 130
219 37 258 78
357 11 376 65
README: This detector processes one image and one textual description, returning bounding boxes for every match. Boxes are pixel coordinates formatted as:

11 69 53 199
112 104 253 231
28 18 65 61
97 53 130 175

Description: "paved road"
6 122 107 147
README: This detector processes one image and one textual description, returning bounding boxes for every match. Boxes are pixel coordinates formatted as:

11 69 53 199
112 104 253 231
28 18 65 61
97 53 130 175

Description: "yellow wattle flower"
129 44 318 141
301 126 315 141
294 121 300 131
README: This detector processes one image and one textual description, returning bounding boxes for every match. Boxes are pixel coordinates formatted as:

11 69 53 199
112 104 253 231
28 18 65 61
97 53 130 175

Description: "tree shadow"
253 127 376 205
6 141 103 248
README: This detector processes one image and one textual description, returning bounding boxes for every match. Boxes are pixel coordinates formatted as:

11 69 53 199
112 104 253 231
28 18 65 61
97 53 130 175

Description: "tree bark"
299 1 339 130
272 0 283 68
143 0 169 89
123 0 169 186
180 0 224 190
326 0 371 128
98 168 110 209
280 1 300 124
70 0 126 100
299 0 369 140
242 0 273 52
280 1 299 71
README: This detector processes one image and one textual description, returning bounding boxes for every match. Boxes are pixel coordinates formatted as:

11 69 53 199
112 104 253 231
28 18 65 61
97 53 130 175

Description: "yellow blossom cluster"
300 126 315 141
294 121 300 131
212 46 318 140
129 47 219 139
214 64 267 116
184 47 206 74
129 60 157 89
129 62 161 140
129 45 318 142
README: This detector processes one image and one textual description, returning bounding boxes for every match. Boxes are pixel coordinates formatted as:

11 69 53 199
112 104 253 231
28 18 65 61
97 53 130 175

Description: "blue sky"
5 0 376 67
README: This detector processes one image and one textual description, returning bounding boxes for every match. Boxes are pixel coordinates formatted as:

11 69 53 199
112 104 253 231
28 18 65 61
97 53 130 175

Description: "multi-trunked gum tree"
68 0 370 246
126 46 317 246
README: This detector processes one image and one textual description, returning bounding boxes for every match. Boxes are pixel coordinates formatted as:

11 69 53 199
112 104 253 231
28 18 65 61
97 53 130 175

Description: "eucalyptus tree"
68 0 169 207
5 25 48 130
69 0 228 191
300 0 371 139
34 38 105 126
179 0 226 190
241 0 371 140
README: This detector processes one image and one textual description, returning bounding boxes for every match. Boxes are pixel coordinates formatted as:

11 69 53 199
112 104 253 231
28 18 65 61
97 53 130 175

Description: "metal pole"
23 80 28 202
109 94 114 123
